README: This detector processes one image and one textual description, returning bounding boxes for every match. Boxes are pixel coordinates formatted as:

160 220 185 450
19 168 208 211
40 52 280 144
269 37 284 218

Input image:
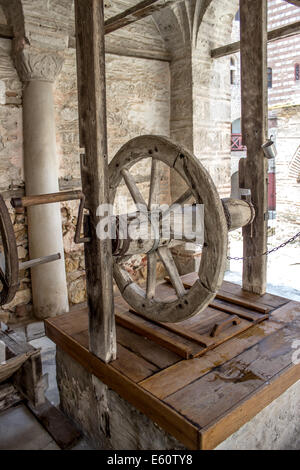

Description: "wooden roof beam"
284 0 300 7
104 0 178 34
211 20 300 59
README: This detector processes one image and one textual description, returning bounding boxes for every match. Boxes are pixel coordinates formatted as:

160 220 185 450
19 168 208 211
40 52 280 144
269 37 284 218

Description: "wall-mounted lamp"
262 136 277 159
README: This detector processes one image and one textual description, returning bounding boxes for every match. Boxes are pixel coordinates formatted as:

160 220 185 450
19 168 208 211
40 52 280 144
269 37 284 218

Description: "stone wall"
0 21 31 323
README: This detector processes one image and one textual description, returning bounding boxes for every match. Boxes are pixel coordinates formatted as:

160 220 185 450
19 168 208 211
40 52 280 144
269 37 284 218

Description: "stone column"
16 50 69 318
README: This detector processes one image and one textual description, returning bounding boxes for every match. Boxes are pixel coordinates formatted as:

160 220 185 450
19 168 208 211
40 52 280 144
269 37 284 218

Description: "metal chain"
228 230 300 261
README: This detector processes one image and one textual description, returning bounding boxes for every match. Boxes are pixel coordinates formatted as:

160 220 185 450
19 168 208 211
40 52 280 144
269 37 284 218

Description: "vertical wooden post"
74 0 116 362
239 0 268 295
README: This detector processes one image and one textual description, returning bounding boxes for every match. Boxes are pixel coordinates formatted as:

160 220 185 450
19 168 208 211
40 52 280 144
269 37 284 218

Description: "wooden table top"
45 276 300 450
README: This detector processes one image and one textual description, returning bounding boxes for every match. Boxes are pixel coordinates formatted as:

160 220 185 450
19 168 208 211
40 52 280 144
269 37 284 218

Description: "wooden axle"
111 198 254 257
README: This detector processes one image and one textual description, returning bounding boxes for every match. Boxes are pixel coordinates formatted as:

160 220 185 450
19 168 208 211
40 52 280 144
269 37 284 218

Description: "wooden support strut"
74 0 116 362
240 0 268 295
211 20 300 59
104 0 178 35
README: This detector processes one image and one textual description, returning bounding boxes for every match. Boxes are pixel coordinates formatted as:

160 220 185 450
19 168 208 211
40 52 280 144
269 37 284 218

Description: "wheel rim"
109 135 228 323
0 195 19 306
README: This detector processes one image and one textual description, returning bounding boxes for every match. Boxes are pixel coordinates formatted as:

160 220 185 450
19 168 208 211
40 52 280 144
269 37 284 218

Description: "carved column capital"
14 47 64 83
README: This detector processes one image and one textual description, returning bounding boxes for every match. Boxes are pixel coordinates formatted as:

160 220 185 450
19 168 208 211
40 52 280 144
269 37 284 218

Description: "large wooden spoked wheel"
109 136 228 323
0 195 19 306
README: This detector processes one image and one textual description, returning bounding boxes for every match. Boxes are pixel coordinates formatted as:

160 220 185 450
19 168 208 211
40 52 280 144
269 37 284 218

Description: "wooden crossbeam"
104 0 177 34
285 0 300 7
211 20 300 59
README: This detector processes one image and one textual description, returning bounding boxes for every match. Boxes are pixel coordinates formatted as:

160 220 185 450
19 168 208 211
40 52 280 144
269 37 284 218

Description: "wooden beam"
211 20 300 59
285 0 300 7
74 0 116 362
104 0 177 35
239 0 268 295
0 23 13 39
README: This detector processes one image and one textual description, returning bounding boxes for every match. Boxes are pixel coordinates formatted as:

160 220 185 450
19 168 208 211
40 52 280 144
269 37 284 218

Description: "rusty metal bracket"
74 194 91 244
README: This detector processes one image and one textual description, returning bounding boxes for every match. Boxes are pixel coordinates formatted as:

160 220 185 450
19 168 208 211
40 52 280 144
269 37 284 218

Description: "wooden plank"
66 320 161 383
269 300 300 324
212 298 269 323
285 0 300 7
240 0 268 295
165 323 300 429
116 311 195 359
74 0 116 362
104 0 177 35
220 280 288 309
166 273 282 312
200 362 300 449
132 310 214 348
112 343 158 382
183 272 288 309
44 318 199 450
140 319 283 399
27 399 81 450
211 20 300 58
116 325 181 369
216 293 270 314
48 308 89 337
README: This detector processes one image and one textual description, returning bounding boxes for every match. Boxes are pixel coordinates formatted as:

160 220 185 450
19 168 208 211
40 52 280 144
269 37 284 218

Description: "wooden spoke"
148 159 160 210
158 246 186 297
163 189 193 218
146 252 157 299
121 168 147 207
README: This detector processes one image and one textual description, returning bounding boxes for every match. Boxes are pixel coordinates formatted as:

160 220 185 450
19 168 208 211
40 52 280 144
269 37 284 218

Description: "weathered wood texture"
11 190 82 209
45 279 300 450
211 20 300 58
74 0 116 362
0 23 13 39
0 330 45 407
104 0 178 34
240 0 268 295
27 398 81 450
285 0 300 7
0 383 22 412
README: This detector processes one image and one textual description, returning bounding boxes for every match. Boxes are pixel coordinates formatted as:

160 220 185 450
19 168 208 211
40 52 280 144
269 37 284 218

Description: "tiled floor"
0 404 60 450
